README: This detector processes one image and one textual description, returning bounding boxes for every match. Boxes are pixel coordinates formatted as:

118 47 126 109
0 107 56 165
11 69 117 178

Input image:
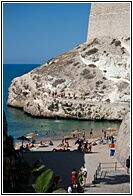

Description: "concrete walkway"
84 144 130 193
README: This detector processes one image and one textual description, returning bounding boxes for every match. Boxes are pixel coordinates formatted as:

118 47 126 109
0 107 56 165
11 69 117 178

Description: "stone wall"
87 3 130 42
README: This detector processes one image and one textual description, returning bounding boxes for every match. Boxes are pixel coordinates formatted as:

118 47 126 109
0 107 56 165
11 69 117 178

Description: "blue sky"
3 2 91 64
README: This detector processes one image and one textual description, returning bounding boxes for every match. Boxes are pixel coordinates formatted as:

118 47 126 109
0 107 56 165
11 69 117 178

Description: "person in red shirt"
71 169 77 187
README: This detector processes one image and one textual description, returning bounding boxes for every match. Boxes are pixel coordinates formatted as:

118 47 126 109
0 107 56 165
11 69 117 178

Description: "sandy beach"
14 135 107 154
15 136 130 193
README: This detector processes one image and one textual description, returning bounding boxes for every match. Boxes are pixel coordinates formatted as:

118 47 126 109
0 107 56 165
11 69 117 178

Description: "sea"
3 64 121 143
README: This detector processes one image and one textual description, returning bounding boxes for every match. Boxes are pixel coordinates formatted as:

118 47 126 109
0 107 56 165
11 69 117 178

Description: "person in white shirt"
67 184 73 193
81 164 88 186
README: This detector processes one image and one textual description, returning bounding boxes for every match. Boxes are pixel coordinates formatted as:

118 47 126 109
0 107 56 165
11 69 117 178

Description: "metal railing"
101 162 125 171
93 161 126 184
93 162 101 183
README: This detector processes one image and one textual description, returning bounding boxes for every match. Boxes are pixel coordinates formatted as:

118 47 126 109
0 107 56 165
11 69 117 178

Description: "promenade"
84 144 130 193
22 138 130 193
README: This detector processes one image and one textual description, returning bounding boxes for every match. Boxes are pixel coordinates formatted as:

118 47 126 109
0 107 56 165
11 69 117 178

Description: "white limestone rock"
7 37 130 120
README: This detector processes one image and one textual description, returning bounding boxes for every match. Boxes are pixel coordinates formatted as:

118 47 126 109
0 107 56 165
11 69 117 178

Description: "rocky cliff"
7 36 130 120
115 111 130 166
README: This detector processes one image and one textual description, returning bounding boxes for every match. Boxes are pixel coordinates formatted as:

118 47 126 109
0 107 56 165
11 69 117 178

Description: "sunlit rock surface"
7 37 130 120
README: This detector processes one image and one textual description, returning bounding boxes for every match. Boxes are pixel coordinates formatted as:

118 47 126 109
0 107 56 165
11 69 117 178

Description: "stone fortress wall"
87 3 130 42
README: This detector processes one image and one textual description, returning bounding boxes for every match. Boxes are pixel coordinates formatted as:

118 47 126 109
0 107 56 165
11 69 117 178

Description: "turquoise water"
3 64 121 141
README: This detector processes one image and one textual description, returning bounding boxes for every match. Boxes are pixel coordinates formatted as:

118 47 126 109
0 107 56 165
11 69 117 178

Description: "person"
20 144 24 151
75 138 79 145
99 137 103 144
82 129 85 138
52 147 70 152
72 130 75 138
78 169 83 186
91 140 97 145
88 143 92 152
67 184 73 193
103 130 106 139
126 156 130 174
81 164 87 186
109 142 115 148
28 142 34 148
81 143 85 152
57 139 64 147
89 128 93 137
64 141 69 148
53 176 61 188
46 176 61 192
78 141 83 151
76 183 84 193
49 140 53 145
110 136 114 143
84 142 88 152
71 169 77 187
24 144 30 152
33 139 36 144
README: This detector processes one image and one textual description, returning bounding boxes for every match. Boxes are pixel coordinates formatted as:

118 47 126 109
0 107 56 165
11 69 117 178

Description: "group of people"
73 128 93 138
45 130 56 138
68 164 88 193
19 140 54 151
75 138 92 153
20 142 35 151
57 139 69 149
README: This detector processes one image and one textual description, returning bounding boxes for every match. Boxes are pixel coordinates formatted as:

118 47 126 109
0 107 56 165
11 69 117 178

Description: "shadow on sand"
23 150 85 189
95 171 130 186
99 173 130 185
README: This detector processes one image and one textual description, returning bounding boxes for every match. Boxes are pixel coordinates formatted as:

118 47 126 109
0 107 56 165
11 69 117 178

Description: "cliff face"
87 3 130 42
7 36 130 120
115 112 130 166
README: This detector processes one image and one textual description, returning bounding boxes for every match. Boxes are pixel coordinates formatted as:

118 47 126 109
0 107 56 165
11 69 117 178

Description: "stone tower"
87 2 130 42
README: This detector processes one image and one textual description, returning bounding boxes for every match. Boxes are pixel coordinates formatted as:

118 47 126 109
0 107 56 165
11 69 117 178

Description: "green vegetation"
33 168 53 193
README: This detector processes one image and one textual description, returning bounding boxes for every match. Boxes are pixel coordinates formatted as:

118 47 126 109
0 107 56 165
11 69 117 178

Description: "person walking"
126 156 130 174
81 164 88 187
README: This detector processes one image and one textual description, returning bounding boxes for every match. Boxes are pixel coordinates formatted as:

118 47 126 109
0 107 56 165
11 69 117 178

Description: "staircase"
92 161 128 184
84 163 130 193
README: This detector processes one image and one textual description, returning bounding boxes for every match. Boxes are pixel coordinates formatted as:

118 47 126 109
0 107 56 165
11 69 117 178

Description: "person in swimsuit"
89 128 93 137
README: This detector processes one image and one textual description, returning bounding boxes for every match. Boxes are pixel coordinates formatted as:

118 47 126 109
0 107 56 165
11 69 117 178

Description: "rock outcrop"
7 36 130 120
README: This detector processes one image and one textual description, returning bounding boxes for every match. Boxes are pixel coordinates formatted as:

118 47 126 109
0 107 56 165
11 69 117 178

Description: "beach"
15 136 130 193
14 135 107 152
